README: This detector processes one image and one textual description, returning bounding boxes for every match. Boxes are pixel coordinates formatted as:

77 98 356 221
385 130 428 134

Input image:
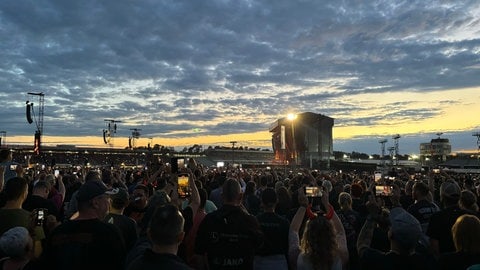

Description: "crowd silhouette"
1 148 480 270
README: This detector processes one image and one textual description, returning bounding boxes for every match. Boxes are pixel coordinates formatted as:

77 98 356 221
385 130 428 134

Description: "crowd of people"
1 148 480 270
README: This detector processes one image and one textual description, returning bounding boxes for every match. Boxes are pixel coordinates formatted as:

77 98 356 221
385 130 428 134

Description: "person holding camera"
0 149 23 184
357 186 436 270
126 167 200 269
22 181 60 238
288 186 348 270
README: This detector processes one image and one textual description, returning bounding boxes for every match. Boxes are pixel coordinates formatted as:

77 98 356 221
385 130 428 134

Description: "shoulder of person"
360 247 388 260
125 252 147 270
200 209 219 224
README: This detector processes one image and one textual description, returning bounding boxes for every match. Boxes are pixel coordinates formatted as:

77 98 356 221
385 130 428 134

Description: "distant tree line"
132 144 272 154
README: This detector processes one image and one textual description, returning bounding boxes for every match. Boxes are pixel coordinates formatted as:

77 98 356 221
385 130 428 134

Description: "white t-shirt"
297 252 342 270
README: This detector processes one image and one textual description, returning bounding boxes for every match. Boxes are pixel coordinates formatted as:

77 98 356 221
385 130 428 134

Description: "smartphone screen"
375 185 393 197
171 157 184 173
177 158 185 169
374 171 382 182
10 164 17 170
177 174 191 198
36 209 46 226
305 186 322 197
54 169 60 177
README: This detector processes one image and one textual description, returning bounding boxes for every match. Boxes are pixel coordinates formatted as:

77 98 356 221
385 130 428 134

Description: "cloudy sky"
1 0 480 155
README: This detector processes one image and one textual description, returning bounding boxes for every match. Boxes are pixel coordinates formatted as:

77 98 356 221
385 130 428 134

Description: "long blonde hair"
301 216 338 269
452 214 480 253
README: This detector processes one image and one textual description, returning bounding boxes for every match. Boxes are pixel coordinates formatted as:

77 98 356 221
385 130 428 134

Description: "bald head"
222 178 242 204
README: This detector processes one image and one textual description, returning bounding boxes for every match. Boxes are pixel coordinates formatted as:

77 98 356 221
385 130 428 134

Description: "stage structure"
388 146 395 166
103 119 121 147
379 139 388 168
270 112 334 168
473 132 480 165
392 134 401 166
26 92 45 155
129 128 142 149
419 133 451 165
0 131 6 148
474 132 480 151
230 141 238 166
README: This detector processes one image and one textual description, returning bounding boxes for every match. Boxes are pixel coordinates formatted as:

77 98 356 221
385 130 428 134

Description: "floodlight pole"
474 132 480 166
0 131 6 148
230 141 237 167
379 139 387 168
392 134 401 166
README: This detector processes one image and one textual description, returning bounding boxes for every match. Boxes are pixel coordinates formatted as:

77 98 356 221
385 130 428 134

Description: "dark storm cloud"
0 0 479 152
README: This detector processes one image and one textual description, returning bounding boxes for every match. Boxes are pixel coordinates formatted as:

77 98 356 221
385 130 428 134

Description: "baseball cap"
440 180 461 198
110 187 129 204
274 181 284 190
0 227 31 258
389 207 422 248
76 181 118 202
